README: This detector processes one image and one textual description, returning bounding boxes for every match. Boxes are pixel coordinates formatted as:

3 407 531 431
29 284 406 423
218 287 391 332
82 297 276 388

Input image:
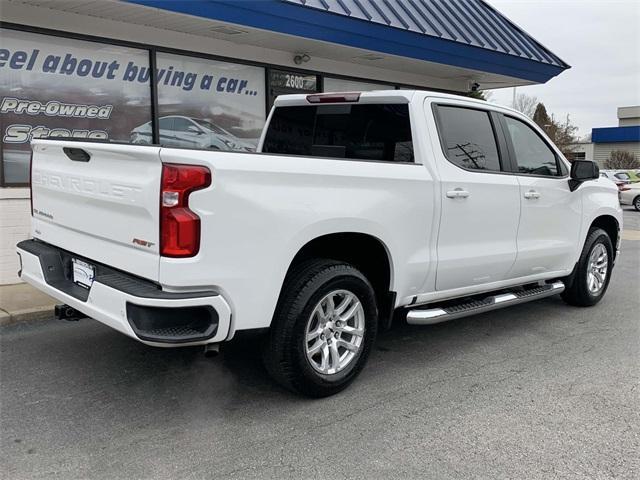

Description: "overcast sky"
486 0 640 138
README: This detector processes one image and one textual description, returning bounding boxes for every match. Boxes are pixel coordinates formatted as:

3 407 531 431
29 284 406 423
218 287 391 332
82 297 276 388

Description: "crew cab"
17 90 622 397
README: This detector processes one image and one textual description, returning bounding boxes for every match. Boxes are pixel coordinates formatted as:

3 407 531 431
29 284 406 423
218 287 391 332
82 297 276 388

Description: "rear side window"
504 116 560 176
262 104 414 162
436 106 502 172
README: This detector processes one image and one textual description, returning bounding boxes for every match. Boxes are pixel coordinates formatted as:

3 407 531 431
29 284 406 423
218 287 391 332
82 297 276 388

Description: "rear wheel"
263 259 378 397
633 195 640 211
561 228 613 307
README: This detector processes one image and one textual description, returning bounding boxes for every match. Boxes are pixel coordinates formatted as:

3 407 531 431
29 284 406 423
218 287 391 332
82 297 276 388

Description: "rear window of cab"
262 104 414 163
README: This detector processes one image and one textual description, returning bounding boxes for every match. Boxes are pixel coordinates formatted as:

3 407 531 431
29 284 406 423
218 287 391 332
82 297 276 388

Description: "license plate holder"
72 258 95 289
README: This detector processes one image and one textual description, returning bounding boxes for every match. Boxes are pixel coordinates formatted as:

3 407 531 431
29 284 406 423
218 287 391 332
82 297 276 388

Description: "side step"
406 281 564 325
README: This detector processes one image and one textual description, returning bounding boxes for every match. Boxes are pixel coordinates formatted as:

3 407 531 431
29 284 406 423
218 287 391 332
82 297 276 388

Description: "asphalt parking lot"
1 208 638 480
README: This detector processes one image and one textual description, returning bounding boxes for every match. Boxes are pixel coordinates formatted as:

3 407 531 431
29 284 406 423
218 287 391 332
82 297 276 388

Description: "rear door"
500 114 581 276
30 140 163 280
430 103 521 291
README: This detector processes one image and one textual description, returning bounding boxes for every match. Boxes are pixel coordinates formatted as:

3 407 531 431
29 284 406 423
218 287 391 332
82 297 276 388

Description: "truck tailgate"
30 140 162 281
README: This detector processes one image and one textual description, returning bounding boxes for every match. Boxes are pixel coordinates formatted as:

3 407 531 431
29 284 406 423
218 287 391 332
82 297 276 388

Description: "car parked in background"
624 170 640 183
131 116 255 151
619 183 640 211
600 170 633 190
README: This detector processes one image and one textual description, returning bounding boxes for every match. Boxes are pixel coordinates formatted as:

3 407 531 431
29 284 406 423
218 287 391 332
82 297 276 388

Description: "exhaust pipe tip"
204 343 220 358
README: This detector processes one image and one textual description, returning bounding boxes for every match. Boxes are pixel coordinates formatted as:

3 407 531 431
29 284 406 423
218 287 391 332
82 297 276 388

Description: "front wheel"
263 259 378 397
561 228 613 307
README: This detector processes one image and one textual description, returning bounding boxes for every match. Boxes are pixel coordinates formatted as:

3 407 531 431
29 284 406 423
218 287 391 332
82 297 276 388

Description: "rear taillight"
619 186 631 192
160 163 211 258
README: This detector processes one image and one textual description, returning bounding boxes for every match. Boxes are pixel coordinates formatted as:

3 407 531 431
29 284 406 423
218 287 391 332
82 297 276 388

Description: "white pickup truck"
18 90 622 397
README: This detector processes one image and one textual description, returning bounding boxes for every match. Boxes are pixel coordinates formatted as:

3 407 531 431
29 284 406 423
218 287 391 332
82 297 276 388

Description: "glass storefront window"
0 26 410 185
0 28 152 185
155 52 266 152
323 77 393 93
268 69 318 109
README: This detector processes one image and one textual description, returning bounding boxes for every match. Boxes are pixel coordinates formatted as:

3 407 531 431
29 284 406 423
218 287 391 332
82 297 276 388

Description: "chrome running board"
406 281 565 325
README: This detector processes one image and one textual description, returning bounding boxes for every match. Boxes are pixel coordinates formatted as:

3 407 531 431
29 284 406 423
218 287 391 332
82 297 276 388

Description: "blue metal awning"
127 0 570 84
592 126 640 144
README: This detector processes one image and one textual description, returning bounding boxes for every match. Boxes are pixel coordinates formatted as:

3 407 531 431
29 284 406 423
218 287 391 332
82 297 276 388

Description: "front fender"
575 180 623 262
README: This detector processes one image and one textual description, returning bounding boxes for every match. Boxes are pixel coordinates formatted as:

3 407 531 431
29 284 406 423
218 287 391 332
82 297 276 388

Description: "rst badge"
133 238 155 248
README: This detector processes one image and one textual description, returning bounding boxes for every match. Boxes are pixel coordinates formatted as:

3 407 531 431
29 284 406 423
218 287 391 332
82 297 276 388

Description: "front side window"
436 106 502 172
263 103 413 162
504 116 559 176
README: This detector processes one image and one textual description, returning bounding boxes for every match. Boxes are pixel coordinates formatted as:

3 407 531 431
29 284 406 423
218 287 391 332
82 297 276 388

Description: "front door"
431 104 521 291
501 115 581 277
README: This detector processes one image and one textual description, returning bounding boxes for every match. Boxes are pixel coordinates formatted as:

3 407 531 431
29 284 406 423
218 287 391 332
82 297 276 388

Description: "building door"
268 69 319 110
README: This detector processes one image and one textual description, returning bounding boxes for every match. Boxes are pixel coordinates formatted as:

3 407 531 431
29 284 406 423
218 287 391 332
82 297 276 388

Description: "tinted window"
436 106 502 172
263 106 315 156
504 116 559 176
263 104 414 162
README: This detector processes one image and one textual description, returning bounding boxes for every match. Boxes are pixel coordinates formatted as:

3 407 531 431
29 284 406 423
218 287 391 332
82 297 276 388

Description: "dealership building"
0 0 568 284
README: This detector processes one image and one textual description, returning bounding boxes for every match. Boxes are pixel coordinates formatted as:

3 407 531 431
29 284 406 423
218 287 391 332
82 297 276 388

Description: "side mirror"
569 160 599 192
187 125 203 134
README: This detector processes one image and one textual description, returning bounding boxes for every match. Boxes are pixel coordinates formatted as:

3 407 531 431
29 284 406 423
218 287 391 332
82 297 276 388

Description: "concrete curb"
0 305 56 327
0 283 57 327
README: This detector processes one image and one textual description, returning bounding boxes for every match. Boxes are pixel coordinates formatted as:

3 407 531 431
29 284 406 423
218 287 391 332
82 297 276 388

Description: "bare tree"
513 93 538 118
532 103 579 159
604 150 640 169
551 114 580 159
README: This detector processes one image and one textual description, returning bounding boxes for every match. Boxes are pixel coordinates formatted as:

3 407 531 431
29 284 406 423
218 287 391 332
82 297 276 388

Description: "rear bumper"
16 240 231 347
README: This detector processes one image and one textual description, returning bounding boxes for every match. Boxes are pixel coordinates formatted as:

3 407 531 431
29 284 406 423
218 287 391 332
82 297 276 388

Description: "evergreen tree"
531 102 579 159
532 103 551 129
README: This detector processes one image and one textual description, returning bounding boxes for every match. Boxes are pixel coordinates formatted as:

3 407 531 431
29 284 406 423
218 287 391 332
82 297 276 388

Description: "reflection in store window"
155 52 265 152
323 77 393 93
0 28 152 185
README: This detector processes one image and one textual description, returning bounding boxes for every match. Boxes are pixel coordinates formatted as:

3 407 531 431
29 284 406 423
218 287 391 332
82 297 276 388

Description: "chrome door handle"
524 190 540 199
446 188 470 199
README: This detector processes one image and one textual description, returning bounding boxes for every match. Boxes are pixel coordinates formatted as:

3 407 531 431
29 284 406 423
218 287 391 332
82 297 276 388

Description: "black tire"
561 228 613 307
263 259 378 397
633 195 640 212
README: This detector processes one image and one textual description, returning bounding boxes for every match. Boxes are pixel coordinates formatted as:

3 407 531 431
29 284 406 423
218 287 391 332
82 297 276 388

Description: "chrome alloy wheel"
587 243 608 294
304 289 365 375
